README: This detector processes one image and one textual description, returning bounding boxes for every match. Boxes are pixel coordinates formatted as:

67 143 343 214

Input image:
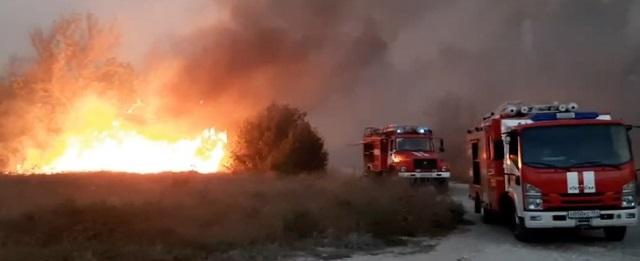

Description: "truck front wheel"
437 179 449 191
481 206 497 224
509 204 532 242
603 227 627 241
474 194 482 214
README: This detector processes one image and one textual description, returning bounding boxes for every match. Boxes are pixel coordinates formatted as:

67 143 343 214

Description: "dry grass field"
0 173 463 260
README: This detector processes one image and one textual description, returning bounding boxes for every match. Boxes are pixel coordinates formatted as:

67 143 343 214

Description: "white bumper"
523 208 638 228
398 171 450 179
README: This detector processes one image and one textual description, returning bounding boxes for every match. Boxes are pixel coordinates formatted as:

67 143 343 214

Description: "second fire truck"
468 102 638 241
363 125 450 186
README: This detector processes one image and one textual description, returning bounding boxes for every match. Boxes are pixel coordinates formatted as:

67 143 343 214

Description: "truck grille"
414 159 437 171
559 193 605 197
544 192 622 211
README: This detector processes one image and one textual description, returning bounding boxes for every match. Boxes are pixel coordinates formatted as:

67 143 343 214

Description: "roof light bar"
380 125 432 134
494 101 581 119
558 104 568 112
530 112 600 122
501 105 519 117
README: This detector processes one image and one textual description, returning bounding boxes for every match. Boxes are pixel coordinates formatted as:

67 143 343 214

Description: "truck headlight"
622 181 637 208
526 198 543 210
391 154 404 163
622 196 636 208
524 183 543 210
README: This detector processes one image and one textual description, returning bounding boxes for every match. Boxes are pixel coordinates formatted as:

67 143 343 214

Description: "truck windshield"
521 125 631 168
396 138 434 152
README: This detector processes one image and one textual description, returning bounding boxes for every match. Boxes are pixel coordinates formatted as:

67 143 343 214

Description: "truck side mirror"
439 139 445 152
493 139 504 160
508 142 518 156
507 132 518 154
507 133 520 167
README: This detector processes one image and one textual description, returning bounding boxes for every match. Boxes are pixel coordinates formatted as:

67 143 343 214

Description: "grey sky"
0 0 217 66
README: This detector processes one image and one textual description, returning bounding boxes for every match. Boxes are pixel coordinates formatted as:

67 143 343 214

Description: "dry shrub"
231 104 328 175
0 173 463 260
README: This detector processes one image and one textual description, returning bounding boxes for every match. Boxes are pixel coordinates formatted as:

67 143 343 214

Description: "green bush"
231 104 328 175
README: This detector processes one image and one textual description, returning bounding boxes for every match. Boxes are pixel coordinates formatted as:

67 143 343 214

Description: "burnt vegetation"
0 173 463 260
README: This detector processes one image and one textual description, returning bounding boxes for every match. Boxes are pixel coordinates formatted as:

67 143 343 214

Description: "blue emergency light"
530 112 600 122
393 126 431 134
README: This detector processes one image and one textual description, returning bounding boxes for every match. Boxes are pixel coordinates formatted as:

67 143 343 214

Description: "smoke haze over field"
0 0 216 65
1 0 640 174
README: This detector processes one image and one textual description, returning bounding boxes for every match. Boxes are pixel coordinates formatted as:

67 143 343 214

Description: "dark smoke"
147 0 437 131
2 1 640 175
149 0 640 176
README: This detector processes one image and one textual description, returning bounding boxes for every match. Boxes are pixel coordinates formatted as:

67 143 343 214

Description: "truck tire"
603 227 627 241
364 168 373 177
481 206 497 224
384 167 398 177
436 179 449 192
474 194 482 214
365 166 380 177
365 169 383 178
509 203 532 242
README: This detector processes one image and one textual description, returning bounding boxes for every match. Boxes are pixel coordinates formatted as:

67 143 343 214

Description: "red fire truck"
363 125 450 186
468 102 638 241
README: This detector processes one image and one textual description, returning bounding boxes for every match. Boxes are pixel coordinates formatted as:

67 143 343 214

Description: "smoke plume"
1 0 640 175
157 0 640 175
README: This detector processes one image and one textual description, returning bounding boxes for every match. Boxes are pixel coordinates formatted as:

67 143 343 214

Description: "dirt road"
345 183 640 261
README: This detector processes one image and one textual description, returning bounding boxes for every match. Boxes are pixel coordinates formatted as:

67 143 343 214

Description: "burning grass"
0 173 463 260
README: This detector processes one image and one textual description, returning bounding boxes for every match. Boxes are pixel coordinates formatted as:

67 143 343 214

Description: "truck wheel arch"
499 192 517 219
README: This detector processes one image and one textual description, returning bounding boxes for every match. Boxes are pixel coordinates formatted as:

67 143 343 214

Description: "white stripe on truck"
567 172 580 194
583 171 596 193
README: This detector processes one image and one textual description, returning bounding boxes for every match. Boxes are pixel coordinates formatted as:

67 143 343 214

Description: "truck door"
504 132 524 216
471 141 481 185
380 139 389 169
363 142 375 171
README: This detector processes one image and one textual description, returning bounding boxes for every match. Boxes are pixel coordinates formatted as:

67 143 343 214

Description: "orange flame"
29 127 226 174
17 96 228 174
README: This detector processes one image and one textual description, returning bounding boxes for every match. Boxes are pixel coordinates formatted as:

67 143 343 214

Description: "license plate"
567 210 600 219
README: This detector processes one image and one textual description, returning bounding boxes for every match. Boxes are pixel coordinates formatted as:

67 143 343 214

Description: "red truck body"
363 125 449 181
468 102 638 241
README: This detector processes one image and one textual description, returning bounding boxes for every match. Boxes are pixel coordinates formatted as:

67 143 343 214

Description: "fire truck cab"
468 102 638 241
363 125 450 185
